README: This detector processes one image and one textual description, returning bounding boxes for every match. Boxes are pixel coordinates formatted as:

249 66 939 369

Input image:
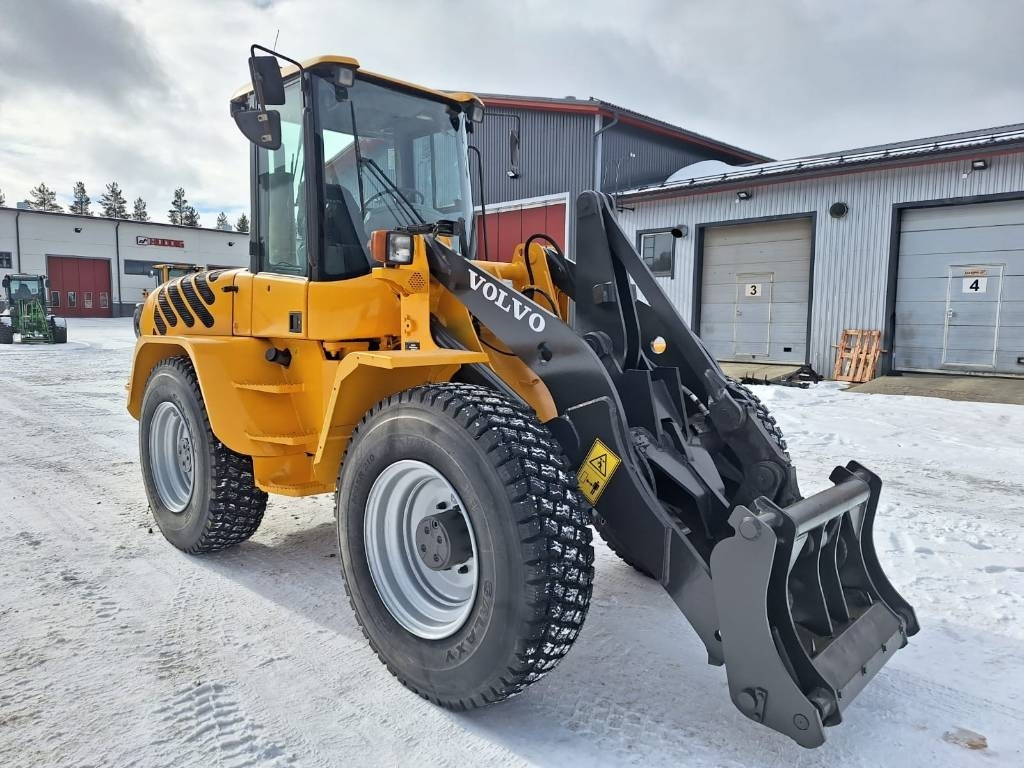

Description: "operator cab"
230 49 483 283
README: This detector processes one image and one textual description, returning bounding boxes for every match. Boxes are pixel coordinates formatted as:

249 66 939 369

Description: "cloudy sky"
0 0 1020 225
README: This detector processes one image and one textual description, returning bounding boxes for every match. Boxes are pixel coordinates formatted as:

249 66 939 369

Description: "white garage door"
894 199 1024 376
699 218 812 363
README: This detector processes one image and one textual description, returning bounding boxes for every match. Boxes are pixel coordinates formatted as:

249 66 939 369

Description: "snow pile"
1 319 1022 767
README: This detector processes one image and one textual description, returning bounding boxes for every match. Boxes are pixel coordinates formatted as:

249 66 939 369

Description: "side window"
640 231 675 278
256 79 306 276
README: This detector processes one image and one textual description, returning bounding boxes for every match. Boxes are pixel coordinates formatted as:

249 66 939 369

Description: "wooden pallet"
833 330 884 383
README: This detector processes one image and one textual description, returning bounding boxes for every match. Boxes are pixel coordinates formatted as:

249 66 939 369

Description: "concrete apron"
849 373 1024 406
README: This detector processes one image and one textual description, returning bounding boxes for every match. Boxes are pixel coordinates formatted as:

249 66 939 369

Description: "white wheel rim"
363 460 478 640
149 401 195 513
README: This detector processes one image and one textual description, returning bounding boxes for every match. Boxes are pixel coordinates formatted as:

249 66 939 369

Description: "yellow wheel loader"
133 264 202 337
126 46 918 747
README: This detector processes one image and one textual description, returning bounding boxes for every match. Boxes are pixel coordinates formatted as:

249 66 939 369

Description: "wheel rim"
149 401 195 513
364 460 478 640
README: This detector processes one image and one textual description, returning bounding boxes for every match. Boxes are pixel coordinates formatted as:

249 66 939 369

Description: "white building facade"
0 208 249 317
615 125 1024 378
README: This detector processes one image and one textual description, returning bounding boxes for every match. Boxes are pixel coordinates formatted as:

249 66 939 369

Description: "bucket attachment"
710 462 919 747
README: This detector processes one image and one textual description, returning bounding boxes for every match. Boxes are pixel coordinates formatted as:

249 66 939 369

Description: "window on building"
68 291 77 308
640 231 676 278
99 292 109 309
84 292 93 309
0 252 11 269
50 291 60 308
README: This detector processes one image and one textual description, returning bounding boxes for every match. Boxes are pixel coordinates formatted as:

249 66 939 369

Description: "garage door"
475 199 567 262
699 218 812 363
46 255 112 318
893 200 1024 376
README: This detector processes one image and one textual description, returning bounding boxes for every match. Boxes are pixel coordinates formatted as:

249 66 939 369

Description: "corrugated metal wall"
470 109 594 205
600 123 726 192
615 153 1024 374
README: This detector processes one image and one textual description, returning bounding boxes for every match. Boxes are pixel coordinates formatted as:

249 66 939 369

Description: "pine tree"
28 183 63 212
216 211 229 230
0 188 6 207
70 181 92 216
235 213 250 233
99 181 128 218
132 197 149 222
168 187 188 225
182 206 200 228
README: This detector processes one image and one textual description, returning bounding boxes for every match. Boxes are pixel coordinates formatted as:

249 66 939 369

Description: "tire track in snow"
141 570 329 768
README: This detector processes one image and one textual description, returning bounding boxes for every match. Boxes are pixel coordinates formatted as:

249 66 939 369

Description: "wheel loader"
0 273 67 344
133 264 203 337
126 46 918 748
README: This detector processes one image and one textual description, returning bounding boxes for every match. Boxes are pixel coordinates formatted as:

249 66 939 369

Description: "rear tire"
139 356 267 553
336 382 594 708
0 324 12 345
132 305 142 337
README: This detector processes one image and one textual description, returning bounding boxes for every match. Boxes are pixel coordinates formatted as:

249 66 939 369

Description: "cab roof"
230 54 481 110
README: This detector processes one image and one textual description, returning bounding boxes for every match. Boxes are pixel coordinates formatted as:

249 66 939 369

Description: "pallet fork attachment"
427 191 918 746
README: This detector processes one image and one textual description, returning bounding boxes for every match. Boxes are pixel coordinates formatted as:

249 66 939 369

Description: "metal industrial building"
0 208 247 317
612 124 1024 377
470 94 768 257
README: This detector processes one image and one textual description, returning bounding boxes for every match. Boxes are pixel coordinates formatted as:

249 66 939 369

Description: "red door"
475 201 567 262
46 256 112 318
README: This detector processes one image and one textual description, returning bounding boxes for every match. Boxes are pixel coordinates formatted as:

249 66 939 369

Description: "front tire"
336 383 594 709
139 356 267 553
0 323 12 345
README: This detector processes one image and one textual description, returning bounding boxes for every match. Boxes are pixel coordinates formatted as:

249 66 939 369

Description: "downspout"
14 210 21 271
114 220 123 317
593 112 620 192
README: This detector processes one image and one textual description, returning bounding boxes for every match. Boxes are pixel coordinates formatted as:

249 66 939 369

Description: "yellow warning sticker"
576 438 621 505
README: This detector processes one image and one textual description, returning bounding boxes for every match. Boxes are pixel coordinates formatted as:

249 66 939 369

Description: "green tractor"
0 274 68 345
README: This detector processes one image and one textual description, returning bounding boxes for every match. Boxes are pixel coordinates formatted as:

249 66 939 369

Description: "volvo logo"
468 271 546 333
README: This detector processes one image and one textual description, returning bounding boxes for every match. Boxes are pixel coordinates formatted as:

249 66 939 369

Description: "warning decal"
577 438 621 506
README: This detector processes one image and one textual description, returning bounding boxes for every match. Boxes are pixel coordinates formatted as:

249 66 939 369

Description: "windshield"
7 278 42 301
316 75 473 248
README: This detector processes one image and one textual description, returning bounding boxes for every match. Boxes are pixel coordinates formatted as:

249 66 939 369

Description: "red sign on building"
136 236 185 248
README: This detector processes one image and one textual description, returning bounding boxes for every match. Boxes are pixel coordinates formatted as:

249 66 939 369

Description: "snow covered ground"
1 318 1022 768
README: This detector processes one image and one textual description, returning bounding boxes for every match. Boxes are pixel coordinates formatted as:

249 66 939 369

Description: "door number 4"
962 277 987 294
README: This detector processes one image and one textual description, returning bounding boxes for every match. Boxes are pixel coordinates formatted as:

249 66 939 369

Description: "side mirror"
234 109 282 150
249 55 286 106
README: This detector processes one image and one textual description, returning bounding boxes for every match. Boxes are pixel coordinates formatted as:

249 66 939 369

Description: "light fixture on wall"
670 225 689 239
228 241 235 247
962 158 990 179
73 226 83 233
735 190 752 201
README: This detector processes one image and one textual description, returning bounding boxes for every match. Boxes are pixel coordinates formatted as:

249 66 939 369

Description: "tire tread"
337 382 594 708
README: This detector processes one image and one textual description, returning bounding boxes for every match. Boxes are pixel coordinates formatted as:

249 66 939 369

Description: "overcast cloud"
0 0 1020 224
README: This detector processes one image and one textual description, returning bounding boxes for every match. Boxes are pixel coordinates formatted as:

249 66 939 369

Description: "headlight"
371 231 415 266
387 233 413 265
